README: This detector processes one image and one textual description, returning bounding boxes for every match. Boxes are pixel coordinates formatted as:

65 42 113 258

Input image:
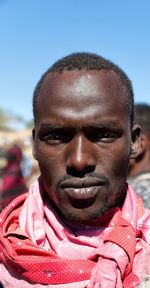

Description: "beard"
55 190 110 224
55 183 126 224
44 173 127 225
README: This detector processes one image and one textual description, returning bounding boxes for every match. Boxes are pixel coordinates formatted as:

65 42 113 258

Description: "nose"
66 134 96 176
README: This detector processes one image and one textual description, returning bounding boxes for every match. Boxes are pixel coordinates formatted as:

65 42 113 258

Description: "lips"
61 177 105 200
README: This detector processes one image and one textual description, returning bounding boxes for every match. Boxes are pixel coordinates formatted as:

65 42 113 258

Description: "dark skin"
128 134 150 176
33 70 141 224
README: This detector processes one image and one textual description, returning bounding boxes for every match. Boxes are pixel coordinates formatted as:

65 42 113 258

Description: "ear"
32 128 38 160
130 124 141 159
138 134 148 155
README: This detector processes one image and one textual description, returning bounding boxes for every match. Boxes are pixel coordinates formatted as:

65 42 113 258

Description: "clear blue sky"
0 0 150 127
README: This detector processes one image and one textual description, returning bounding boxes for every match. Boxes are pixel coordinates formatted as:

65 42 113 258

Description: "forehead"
36 69 129 123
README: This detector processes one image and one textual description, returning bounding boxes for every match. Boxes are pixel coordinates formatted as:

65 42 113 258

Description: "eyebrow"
92 121 120 129
39 120 120 130
39 123 72 131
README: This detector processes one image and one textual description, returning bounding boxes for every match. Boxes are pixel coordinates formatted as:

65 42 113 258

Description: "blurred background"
0 0 150 200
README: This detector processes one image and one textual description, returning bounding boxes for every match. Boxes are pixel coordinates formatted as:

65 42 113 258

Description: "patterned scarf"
0 179 148 287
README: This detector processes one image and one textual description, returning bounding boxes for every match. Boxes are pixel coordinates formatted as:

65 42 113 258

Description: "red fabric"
123 272 140 288
0 145 27 210
0 194 94 284
104 217 136 277
0 190 144 287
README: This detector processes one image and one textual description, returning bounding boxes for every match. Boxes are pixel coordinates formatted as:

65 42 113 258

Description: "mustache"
56 172 109 188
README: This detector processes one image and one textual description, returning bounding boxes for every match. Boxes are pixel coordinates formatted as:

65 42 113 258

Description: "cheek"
103 148 129 206
36 143 65 182
111 154 129 177
98 144 130 179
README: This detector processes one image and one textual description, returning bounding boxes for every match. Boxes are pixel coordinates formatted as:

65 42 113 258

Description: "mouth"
60 177 105 208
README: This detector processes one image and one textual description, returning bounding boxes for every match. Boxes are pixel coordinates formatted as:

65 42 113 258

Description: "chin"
59 203 109 225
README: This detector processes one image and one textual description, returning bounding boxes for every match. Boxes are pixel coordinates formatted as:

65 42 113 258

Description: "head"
33 52 141 224
128 104 150 176
6 144 22 165
33 52 135 126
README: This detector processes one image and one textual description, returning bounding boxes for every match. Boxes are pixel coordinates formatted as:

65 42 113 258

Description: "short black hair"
33 52 134 126
134 104 150 137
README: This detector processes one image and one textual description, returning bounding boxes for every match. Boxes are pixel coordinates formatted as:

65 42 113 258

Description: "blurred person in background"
0 149 7 200
128 104 150 209
0 144 27 211
17 140 39 186
16 139 34 180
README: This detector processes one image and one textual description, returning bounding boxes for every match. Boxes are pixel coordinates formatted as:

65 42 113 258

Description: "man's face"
33 70 139 224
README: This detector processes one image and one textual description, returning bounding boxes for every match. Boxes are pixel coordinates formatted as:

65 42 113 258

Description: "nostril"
67 166 95 178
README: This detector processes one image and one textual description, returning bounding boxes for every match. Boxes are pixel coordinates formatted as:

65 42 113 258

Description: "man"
0 52 150 287
128 104 150 209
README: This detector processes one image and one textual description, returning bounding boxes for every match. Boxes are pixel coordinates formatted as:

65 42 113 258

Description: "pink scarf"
1 178 150 287
18 179 143 287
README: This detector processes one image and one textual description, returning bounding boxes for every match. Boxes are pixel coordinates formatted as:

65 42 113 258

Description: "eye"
40 132 73 144
99 131 119 142
86 130 120 143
